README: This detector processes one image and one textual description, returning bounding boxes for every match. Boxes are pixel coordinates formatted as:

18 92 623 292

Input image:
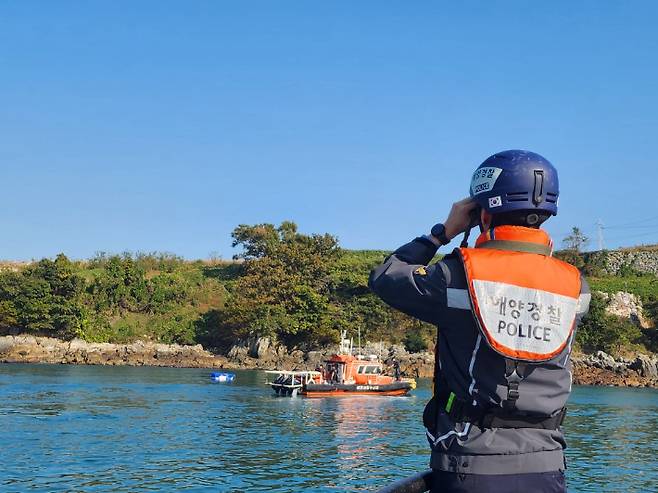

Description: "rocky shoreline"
0 335 229 369
571 351 658 387
0 335 656 388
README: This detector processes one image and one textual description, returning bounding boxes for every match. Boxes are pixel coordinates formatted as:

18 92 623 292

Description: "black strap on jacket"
435 383 566 430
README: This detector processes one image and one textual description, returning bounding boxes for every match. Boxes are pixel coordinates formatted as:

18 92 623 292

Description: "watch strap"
422 234 442 248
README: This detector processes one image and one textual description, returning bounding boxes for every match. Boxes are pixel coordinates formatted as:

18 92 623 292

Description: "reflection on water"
0 364 656 492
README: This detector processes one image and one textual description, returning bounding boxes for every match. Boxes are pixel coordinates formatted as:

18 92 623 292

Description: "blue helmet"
469 150 559 216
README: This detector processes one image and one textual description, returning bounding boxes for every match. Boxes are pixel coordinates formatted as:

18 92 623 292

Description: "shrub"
576 293 643 354
554 249 584 269
580 250 609 277
403 329 428 353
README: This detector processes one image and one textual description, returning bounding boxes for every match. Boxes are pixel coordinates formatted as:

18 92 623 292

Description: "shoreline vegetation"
0 222 657 388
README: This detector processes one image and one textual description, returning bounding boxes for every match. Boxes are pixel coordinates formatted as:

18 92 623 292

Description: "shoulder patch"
414 266 427 276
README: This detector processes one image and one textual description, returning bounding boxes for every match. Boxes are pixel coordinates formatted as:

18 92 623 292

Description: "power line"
552 225 657 250
553 227 594 238
553 219 658 239
605 230 658 241
603 214 658 229
604 222 658 230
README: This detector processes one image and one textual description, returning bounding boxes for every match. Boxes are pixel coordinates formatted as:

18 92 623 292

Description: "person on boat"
329 365 337 383
369 150 590 493
336 364 344 383
393 359 401 381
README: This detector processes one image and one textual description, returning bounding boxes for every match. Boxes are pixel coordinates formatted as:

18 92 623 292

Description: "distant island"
0 222 656 387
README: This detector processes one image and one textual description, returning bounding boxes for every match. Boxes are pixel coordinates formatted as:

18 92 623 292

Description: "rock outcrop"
584 248 658 276
0 335 228 368
600 291 651 328
222 338 435 377
222 339 657 387
571 351 658 387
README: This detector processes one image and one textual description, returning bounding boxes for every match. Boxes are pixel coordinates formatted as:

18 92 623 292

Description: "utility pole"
595 219 605 251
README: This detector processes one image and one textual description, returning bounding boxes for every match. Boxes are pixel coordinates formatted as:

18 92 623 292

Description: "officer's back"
370 150 590 493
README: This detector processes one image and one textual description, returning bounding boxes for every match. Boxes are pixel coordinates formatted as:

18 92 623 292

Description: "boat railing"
374 470 433 493
263 370 321 385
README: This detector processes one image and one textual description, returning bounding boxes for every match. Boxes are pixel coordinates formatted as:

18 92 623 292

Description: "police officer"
369 150 591 493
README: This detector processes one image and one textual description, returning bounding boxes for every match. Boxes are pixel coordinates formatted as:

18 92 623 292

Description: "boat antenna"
339 329 351 354
358 326 361 356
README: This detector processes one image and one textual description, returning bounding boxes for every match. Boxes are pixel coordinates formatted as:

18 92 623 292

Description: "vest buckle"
503 360 526 410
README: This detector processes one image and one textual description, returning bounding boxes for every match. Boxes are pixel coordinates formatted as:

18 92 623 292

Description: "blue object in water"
210 372 235 383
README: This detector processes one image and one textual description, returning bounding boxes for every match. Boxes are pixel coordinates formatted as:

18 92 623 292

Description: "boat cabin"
322 354 394 386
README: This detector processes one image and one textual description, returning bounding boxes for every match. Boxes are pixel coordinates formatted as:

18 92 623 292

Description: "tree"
328 249 435 344
0 254 88 339
563 227 589 252
89 255 148 313
218 222 340 348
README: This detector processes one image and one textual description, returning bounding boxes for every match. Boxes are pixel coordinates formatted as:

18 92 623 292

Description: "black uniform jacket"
369 235 590 475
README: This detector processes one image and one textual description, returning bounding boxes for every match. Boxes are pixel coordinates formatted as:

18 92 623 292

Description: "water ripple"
0 365 656 492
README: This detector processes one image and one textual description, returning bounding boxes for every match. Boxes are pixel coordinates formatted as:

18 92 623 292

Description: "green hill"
0 226 655 356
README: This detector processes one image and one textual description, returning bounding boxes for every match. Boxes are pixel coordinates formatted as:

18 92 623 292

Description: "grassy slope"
588 276 657 303
76 261 230 343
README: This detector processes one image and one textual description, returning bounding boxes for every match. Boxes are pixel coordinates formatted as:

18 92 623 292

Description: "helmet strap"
460 228 472 248
460 206 482 248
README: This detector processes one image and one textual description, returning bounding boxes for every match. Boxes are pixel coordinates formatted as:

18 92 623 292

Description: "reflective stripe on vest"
458 238 582 362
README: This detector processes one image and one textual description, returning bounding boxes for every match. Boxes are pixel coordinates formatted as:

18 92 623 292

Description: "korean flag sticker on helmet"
471 167 503 196
488 196 502 208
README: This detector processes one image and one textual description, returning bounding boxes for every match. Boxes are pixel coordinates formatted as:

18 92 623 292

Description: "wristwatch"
430 223 450 246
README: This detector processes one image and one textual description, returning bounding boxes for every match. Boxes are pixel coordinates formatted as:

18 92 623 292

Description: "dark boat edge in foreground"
375 470 433 493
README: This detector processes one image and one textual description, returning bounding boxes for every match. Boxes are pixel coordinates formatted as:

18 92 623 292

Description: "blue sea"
1 364 656 492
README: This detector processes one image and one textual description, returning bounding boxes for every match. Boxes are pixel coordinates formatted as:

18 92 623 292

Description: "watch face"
431 223 445 238
431 223 448 245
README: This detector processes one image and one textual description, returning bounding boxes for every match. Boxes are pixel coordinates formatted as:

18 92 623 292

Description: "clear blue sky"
1 1 657 260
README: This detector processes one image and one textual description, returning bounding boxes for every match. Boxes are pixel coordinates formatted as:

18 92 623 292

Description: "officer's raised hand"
443 197 479 241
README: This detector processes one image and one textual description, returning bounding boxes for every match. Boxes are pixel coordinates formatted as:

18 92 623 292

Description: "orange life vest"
458 226 582 362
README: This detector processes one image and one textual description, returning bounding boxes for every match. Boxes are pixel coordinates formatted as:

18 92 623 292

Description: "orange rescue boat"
266 353 416 397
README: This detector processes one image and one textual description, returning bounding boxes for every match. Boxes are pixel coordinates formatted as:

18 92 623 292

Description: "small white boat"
264 370 321 397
